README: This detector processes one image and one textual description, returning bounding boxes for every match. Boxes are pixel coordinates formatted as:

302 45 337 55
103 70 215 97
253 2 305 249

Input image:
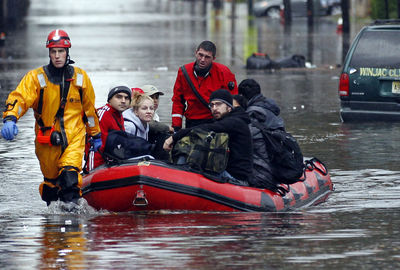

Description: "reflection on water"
39 215 87 270
1 209 400 269
336 123 400 170
328 169 400 211
0 0 400 269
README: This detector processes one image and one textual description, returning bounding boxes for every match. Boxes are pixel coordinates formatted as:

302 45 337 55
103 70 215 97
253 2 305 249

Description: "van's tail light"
339 72 349 96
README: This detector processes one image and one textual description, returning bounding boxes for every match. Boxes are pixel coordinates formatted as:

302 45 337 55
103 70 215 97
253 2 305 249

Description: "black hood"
247 94 284 130
44 61 74 85
228 106 251 124
248 94 281 116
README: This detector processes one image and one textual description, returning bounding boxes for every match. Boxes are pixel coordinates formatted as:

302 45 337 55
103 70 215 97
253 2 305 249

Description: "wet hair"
197 40 216 57
238 79 261 100
233 95 248 109
130 92 154 111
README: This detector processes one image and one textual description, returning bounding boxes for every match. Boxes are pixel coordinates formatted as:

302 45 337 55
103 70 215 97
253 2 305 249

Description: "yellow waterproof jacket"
3 65 100 179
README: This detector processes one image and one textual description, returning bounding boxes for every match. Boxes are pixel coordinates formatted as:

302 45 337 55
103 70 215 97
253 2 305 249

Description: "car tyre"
266 7 281 19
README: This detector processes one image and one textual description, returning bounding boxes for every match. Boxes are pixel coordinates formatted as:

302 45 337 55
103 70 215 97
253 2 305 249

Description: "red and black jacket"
171 62 238 128
87 104 124 171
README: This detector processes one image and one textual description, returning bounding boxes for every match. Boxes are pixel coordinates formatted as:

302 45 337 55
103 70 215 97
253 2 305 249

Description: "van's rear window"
349 30 400 68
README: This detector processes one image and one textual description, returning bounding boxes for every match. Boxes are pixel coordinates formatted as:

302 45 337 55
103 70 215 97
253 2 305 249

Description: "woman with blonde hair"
122 90 155 140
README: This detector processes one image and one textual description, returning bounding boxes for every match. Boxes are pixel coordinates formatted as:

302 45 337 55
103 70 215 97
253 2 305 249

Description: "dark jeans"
220 171 249 186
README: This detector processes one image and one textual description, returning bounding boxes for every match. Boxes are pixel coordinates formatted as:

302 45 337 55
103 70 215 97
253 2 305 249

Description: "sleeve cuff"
3 115 17 123
91 133 101 139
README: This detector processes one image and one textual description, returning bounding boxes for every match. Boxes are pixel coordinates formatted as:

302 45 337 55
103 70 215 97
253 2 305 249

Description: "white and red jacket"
171 62 238 128
87 103 125 171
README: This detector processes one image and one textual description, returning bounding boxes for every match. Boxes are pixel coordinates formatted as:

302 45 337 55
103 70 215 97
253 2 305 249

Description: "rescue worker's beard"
194 62 212 77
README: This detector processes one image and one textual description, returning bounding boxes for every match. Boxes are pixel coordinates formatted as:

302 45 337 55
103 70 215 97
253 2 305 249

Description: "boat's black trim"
83 175 270 211
82 170 332 212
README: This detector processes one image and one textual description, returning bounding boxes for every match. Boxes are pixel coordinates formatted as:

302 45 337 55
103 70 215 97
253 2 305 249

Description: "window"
349 30 400 68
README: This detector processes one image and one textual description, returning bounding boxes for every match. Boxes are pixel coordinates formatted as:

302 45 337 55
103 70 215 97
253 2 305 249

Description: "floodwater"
0 0 400 269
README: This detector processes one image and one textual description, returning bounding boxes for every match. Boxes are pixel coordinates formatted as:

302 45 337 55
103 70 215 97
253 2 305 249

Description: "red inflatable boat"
82 158 333 212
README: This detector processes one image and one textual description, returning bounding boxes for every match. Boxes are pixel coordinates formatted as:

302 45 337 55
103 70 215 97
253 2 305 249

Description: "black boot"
58 169 81 206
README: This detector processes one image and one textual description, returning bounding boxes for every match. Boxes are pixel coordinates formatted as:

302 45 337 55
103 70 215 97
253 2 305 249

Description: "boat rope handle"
305 157 328 176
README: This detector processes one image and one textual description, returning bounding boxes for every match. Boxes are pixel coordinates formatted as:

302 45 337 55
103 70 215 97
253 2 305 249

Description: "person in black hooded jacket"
238 79 285 190
164 89 253 185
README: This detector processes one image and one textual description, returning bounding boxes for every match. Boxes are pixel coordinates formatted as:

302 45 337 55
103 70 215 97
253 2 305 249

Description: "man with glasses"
164 89 253 185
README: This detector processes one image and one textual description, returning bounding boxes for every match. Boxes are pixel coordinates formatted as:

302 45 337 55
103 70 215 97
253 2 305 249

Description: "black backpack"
252 121 304 184
103 130 154 162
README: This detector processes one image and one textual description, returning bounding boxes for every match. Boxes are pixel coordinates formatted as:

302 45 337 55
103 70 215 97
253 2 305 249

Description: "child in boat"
86 84 131 171
123 90 155 140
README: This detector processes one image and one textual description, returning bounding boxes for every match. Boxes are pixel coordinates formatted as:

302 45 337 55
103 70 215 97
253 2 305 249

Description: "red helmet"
46 29 71 48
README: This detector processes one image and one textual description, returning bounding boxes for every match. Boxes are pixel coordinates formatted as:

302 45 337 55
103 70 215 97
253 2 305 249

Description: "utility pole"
341 0 349 34
384 0 389 18
398 0 400 18
230 0 236 66
202 0 207 16
283 0 292 24
397 0 400 18
248 0 253 16
307 0 313 26
341 0 350 64
0 0 6 46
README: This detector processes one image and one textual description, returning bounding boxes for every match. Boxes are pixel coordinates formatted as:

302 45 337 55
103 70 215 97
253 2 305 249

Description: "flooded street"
1 0 400 268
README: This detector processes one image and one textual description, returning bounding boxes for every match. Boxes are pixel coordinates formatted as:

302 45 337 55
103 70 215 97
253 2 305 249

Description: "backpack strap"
34 66 72 152
305 157 328 176
180 65 211 111
111 114 123 130
250 120 276 153
35 66 72 122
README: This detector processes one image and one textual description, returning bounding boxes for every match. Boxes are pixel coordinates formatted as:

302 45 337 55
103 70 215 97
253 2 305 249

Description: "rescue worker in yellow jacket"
1 29 101 207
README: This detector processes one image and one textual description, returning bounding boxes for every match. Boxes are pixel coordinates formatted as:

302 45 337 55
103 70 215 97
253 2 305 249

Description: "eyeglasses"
209 101 224 108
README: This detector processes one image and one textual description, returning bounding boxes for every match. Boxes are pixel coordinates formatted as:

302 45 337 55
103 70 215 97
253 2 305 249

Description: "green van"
339 20 400 122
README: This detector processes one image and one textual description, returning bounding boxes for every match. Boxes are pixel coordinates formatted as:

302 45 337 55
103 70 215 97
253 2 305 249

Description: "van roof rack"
371 19 400 25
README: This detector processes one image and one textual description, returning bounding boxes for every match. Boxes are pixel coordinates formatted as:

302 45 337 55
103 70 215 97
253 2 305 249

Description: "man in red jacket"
86 85 131 171
171 40 238 131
